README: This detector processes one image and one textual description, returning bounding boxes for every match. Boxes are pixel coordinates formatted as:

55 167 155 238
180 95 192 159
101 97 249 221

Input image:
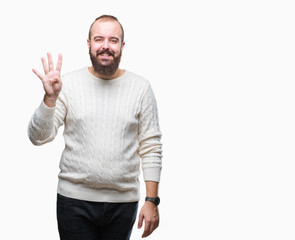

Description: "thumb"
138 213 144 229
50 76 61 84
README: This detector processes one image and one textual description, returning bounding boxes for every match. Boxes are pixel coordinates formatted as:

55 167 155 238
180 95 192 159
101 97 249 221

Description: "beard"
89 47 122 77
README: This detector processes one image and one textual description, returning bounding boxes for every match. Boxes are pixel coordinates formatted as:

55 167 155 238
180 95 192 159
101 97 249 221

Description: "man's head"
87 15 125 78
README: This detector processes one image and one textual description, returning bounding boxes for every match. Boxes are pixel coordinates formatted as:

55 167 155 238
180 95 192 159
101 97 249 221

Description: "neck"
88 67 125 80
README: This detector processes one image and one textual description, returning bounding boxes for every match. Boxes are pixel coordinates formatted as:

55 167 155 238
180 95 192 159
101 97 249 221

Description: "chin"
99 61 113 67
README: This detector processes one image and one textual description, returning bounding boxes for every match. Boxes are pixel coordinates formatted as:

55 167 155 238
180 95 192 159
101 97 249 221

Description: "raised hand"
32 52 62 107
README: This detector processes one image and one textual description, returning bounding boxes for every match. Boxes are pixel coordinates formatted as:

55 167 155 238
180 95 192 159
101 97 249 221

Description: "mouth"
97 50 114 58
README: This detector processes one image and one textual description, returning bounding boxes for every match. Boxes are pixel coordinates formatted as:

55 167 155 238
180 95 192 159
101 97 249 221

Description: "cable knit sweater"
28 67 162 202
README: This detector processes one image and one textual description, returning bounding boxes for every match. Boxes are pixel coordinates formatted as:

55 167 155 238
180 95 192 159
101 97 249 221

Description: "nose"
102 39 110 49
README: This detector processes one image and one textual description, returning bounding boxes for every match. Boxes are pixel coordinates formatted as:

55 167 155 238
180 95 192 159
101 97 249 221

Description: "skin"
32 52 62 108
32 19 160 238
87 20 125 80
138 181 160 238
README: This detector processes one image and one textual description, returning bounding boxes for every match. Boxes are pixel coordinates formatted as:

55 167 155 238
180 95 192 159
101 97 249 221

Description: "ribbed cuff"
36 100 56 120
142 167 161 182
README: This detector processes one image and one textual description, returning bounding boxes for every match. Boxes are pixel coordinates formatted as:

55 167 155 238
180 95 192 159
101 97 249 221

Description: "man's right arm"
28 94 66 145
28 52 65 145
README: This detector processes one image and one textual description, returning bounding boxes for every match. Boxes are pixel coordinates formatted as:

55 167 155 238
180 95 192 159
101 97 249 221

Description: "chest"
65 84 141 130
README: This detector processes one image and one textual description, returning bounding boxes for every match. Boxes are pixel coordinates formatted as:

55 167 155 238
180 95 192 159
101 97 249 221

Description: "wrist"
145 196 160 206
44 94 58 107
145 181 159 198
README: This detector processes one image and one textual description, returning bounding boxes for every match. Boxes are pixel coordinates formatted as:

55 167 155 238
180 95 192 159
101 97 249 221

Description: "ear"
121 41 125 51
87 39 90 49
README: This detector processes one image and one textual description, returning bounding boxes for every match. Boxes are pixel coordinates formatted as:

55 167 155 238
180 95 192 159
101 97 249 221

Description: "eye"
110 38 119 44
95 38 103 42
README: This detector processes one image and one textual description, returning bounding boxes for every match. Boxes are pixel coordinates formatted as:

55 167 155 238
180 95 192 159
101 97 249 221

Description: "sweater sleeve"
28 92 67 146
137 84 163 182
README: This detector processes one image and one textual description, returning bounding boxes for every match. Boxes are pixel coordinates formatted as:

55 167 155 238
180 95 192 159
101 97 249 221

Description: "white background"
0 0 294 239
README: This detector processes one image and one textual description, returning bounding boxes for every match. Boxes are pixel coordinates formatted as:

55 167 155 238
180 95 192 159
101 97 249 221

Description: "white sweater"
28 67 162 202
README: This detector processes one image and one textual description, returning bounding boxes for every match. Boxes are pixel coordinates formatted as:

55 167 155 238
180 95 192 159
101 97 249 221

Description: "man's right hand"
32 52 63 107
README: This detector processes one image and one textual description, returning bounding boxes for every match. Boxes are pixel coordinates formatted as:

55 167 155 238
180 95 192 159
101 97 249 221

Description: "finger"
47 52 54 71
142 221 152 238
143 218 159 238
50 76 61 84
56 53 63 72
32 68 44 82
41 57 49 74
155 219 159 229
150 221 158 235
137 214 144 229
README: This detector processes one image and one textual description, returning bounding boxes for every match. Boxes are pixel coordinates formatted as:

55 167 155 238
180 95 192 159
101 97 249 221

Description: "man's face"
88 20 125 76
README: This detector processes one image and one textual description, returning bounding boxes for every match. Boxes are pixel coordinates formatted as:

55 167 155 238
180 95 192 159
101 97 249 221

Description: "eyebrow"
110 37 119 41
93 36 120 41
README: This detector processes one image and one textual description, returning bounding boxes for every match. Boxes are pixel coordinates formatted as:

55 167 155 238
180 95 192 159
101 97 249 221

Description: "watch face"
155 197 160 205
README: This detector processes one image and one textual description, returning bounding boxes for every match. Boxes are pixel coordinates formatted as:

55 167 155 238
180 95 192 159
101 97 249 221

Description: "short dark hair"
88 15 124 42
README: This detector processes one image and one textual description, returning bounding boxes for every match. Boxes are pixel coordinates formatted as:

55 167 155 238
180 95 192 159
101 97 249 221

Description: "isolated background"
1 0 294 239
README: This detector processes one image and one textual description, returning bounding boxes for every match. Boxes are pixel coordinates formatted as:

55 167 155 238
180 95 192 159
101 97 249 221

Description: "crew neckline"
85 67 128 84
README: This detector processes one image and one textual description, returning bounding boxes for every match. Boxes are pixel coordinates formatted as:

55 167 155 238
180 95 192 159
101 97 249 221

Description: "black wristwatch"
145 197 160 206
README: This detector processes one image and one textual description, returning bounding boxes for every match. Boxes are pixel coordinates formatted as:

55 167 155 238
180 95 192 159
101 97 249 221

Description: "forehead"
90 20 122 39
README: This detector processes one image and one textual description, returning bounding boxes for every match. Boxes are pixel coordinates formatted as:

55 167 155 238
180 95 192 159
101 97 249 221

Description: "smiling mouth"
100 53 112 57
97 50 114 57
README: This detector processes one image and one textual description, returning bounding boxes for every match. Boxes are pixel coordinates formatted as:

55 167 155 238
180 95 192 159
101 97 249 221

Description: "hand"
137 201 159 238
32 52 62 107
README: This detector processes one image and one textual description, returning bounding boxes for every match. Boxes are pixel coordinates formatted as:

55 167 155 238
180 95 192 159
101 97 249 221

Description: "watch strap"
145 197 160 206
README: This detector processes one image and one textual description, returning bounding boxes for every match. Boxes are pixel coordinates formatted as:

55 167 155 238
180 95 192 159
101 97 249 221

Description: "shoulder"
124 70 150 90
60 67 92 92
59 68 90 97
61 67 88 83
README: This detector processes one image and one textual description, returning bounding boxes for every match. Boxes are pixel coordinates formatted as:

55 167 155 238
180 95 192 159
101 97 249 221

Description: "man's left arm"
137 83 163 238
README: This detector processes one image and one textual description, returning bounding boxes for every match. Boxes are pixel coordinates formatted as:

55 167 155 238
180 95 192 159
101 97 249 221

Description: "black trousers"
57 194 138 240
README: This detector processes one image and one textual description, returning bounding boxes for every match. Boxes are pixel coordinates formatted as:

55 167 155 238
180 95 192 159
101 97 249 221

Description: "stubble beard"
89 47 122 77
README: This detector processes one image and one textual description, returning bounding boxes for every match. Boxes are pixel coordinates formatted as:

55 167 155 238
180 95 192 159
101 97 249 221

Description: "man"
28 15 162 240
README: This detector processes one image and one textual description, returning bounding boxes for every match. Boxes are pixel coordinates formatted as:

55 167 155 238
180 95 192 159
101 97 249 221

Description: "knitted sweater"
28 67 162 202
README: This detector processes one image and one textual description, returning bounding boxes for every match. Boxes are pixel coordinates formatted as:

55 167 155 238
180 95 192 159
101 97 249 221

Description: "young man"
28 15 162 240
